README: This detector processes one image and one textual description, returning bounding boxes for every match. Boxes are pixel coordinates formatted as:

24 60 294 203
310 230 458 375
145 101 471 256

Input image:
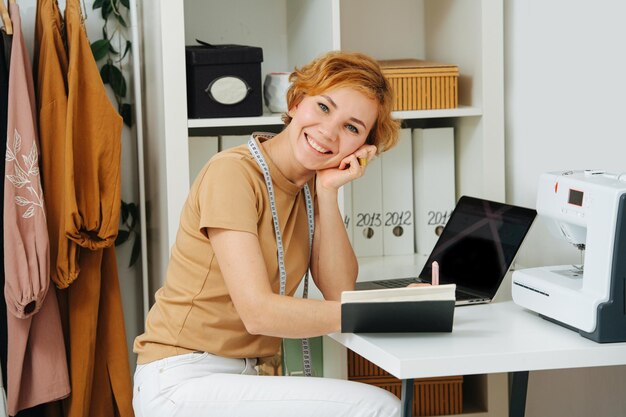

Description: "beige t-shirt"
134 135 314 364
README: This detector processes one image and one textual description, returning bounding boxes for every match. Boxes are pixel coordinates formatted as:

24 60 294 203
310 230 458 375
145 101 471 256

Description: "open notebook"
355 196 537 305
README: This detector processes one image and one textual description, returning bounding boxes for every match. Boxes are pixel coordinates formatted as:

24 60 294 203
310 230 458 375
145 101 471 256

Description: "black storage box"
185 44 264 118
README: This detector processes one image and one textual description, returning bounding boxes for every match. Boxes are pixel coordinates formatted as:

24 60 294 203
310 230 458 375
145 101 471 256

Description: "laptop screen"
418 196 537 296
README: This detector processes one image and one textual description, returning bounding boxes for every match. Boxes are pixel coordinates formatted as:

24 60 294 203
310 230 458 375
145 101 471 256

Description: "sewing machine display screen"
420 196 537 295
568 189 584 206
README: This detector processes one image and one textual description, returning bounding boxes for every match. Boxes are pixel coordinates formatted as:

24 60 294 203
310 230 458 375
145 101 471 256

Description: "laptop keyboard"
371 278 420 288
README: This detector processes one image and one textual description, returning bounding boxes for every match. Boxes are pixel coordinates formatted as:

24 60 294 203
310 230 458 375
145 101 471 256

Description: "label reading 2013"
355 212 382 227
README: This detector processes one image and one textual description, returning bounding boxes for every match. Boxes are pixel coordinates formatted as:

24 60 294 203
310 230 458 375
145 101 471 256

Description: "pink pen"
431 261 439 286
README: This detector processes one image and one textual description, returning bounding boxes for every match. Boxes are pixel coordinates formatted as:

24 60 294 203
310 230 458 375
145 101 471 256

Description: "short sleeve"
196 156 260 237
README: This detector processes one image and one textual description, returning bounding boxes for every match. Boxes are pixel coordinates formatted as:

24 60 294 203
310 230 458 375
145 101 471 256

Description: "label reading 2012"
384 210 412 227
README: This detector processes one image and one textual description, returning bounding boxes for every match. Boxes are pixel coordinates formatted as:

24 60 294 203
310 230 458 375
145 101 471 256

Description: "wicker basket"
348 349 463 416
379 59 459 111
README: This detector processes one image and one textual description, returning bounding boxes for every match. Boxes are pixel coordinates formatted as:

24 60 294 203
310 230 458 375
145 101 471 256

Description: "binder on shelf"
188 136 219 182
339 183 353 244
381 128 414 255
351 156 383 257
412 128 456 257
219 135 249 151
341 284 456 333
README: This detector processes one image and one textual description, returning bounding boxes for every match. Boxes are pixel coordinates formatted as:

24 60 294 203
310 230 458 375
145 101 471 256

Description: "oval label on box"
206 76 250 105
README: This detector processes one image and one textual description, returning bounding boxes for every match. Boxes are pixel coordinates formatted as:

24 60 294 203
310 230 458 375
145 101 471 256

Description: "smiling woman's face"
286 87 378 171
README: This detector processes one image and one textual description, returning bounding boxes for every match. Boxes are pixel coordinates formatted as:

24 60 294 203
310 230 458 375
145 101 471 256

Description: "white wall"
504 1 626 416
16 0 143 369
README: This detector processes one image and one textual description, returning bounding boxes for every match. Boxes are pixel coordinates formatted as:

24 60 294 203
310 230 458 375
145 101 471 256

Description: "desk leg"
401 378 413 417
509 371 529 417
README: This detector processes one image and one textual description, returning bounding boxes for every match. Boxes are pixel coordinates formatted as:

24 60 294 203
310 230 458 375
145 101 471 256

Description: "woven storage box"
348 349 463 416
379 59 459 111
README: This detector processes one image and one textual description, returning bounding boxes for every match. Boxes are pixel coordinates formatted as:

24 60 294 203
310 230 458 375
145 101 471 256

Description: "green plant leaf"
116 13 128 28
130 236 141 267
115 229 130 246
90 39 110 61
120 200 130 224
112 74 127 98
93 0 104 9
100 63 127 97
121 40 132 60
128 202 139 228
100 63 111 83
120 103 132 127
120 0 129 8
108 42 119 55
102 0 113 20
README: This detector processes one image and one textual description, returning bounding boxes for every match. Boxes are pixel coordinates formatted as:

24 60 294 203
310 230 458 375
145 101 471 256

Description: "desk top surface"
329 301 626 379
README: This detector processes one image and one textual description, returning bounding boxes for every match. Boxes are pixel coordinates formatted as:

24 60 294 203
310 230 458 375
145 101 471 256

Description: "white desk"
329 301 626 417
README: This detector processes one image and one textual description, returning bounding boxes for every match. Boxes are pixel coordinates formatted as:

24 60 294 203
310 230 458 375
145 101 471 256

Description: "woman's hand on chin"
316 144 377 192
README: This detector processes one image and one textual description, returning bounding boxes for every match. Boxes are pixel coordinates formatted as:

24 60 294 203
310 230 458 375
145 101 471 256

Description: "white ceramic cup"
263 72 291 113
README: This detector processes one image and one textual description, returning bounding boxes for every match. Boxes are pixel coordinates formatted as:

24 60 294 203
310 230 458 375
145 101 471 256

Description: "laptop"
355 196 537 305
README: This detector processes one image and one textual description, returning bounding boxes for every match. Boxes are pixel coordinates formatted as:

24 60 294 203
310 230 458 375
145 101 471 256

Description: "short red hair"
283 51 400 154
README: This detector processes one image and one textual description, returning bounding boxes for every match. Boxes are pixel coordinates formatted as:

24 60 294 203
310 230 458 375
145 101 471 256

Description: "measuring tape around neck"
248 136 314 377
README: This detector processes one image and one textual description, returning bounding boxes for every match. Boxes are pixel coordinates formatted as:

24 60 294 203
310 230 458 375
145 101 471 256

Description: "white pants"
133 351 400 417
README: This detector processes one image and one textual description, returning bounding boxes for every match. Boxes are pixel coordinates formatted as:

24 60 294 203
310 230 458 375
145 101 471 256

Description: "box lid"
379 59 458 76
186 44 263 65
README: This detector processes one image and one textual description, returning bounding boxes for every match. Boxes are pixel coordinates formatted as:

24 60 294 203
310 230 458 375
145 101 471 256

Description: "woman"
133 51 401 417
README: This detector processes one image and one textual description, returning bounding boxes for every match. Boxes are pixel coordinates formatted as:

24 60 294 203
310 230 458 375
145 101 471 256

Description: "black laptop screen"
419 196 537 295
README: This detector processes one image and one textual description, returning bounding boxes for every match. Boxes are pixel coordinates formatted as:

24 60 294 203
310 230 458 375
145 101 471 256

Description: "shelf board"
187 105 482 130
393 105 482 119
188 113 284 129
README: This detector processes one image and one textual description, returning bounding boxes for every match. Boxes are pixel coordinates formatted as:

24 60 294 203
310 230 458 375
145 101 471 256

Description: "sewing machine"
512 170 626 342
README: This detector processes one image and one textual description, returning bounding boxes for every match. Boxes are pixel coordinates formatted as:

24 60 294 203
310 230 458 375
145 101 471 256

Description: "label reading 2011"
427 210 450 225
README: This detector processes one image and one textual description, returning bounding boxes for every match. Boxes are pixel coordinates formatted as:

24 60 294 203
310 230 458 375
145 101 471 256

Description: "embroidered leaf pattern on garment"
5 129 45 219
13 128 21 153
8 163 29 187
23 206 35 219
24 144 39 176
15 196 30 206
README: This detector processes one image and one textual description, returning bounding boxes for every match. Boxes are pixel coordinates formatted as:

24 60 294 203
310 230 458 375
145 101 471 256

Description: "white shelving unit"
142 0 504 287
187 106 483 129
141 1 505 415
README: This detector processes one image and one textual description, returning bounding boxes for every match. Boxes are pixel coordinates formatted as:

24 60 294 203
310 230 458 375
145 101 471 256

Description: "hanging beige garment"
64 0 121 255
3 3 69 415
35 0 74 290
59 0 133 416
